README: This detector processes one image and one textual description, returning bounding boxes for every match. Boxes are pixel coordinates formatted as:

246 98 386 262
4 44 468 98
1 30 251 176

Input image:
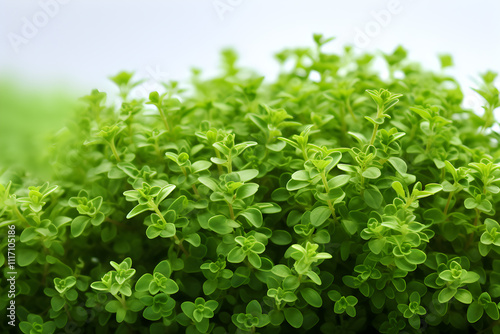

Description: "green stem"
360 173 366 193
181 167 200 197
346 99 357 121
443 192 454 216
340 105 347 135
214 149 224 175
112 293 127 309
425 137 433 154
109 139 121 162
63 304 74 323
157 106 171 132
228 202 235 221
41 246 49 285
369 123 379 146
473 209 480 226
302 148 309 162
127 121 133 142
154 139 162 160
403 197 414 210
466 209 481 249
151 203 165 224
321 172 338 223
151 201 189 256
227 152 233 173
12 204 30 227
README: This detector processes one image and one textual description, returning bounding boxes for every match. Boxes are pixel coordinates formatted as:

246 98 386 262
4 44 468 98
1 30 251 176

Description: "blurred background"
0 0 499 170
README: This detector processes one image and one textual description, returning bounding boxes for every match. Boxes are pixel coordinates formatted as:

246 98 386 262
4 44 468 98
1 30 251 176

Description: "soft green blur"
0 78 74 177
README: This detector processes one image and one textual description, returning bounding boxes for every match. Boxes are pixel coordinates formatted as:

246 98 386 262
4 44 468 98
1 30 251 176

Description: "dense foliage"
2 35 500 333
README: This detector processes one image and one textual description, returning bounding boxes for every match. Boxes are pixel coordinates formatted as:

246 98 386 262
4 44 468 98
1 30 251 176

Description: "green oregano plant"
1 35 500 333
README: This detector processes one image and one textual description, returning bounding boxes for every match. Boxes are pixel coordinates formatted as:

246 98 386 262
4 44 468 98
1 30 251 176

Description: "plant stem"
340 105 347 135
109 139 121 162
154 140 162 159
157 106 171 132
174 236 189 256
214 149 224 175
113 293 127 309
302 148 309 162
425 137 433 154
152 202 189 256
41 246 49 286
227 152 232 173
466 209 481 250
181 166 200 197
443 192 453 216
127 121 133 141
473 209 480 226
63 304 74 323
370 123 379 146
346 99 357 121
228 203 235 220
12 204 30 226
321 172 338 223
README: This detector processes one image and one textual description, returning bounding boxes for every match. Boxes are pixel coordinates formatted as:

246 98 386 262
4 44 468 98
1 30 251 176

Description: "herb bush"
2 35 500 333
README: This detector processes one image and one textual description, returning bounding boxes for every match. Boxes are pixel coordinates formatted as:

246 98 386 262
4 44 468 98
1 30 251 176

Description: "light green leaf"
301 288 322 308
203 279 218 295
342 220 357 235
184 233 201 247
135 274 153 292
239 208 263 228
310 206 331 227
406 249 426 264
235 183 259 199
467 302 483 323
208 215 234 234
198 177 219 192
227 247 246 263
246 300 262 315
247 252 262 268
392 181 405 198
284 307 303 328
438 287 457 303
155 184 176 205
454 289 472 304
71 216 91 237
362 167 381 179
364 188 383 209
126 204 151 219
18 249 39 267
235 169 259 182
270 230 292 245
485 302 500 320
388 157 408 174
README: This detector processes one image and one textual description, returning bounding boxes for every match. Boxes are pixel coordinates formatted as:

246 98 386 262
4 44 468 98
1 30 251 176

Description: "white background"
0 0 499 100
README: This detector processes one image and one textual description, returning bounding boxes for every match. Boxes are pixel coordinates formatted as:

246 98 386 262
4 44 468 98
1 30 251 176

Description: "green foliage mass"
2 35 500 333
